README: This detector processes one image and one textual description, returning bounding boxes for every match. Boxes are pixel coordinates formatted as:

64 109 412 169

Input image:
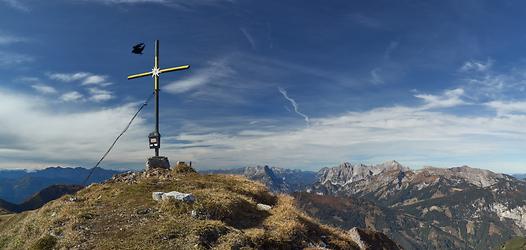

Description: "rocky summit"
0 167 399 250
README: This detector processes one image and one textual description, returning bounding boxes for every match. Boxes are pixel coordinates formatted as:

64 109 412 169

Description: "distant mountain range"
512 174 526 180
202 165 318 193
206 161 526 250
0 185 83 213
0 167 122 204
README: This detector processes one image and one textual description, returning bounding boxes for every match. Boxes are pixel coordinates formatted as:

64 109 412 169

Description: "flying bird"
132 43 145 55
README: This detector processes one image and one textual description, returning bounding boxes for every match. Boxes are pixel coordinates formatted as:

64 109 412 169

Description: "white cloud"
31 84 57 95
415 88 467 109
164 59 234 94
49 72 91 82
460 59 493 72
48 72 111 86
278 87 310 125
164 73 210 94
486 101 526 116
60 91 84 102
0 51 33 66
0 89 149 169
88 88 114 102
82 75 111 86
166 101 526 172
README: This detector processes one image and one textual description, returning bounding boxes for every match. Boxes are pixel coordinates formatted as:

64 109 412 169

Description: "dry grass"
0 169 359 250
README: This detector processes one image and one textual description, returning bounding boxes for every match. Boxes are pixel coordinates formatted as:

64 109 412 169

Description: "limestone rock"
161 191 195 203
256 203 272 211
152 192 164 201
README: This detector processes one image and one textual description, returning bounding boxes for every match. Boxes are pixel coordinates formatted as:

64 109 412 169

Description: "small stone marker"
152 191 195 203
146 156 170 170
256 203 272 211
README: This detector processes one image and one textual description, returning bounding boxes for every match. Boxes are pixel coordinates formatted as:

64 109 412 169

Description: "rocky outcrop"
348 227 401 250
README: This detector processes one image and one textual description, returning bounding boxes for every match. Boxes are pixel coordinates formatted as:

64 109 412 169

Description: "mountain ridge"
310 161 526 249
0 185 83 213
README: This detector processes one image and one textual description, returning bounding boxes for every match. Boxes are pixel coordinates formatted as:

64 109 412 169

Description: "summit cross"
128 40 190 157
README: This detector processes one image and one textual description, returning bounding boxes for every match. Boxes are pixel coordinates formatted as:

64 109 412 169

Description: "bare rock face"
348 227 401 250
146 156 170 170
309 161 526 250
317 160 407 187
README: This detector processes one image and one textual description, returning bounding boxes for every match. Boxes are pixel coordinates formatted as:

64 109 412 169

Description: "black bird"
132 43 145 55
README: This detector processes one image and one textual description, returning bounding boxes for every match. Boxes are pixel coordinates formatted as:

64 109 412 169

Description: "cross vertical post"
127 40 190 163
154 40 160 157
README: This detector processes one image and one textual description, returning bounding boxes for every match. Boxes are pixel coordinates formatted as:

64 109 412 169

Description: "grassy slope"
499 237 526 250
0 169 359 250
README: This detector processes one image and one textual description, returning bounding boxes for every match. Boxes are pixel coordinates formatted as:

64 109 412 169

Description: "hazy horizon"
0 160 524 175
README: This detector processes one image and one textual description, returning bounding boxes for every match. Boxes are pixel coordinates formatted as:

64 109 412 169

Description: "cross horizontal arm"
128 71 152 80
159 65 190 74
127 65 190 80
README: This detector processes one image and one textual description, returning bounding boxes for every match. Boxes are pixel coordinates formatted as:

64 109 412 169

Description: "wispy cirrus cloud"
240 27 256 49
0 32 25 45
77 0 235 9
460 59 493 72
370 68 384 85
0 0 29 11
0 51 33 67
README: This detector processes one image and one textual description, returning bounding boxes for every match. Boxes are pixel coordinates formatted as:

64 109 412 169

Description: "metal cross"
128 40 190 157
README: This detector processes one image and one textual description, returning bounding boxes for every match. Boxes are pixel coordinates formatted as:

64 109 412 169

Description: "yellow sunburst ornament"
151 67 161 77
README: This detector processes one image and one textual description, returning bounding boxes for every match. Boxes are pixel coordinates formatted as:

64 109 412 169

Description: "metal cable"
82 92 155 186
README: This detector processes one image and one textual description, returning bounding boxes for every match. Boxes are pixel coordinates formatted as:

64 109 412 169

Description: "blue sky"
0 0 525 173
